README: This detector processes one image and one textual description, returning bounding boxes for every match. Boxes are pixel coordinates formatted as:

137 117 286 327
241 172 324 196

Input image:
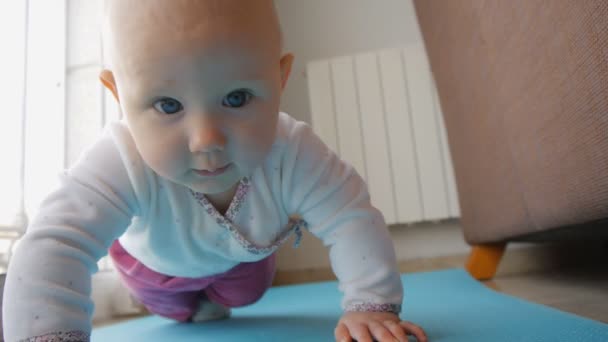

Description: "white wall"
275 0 424 123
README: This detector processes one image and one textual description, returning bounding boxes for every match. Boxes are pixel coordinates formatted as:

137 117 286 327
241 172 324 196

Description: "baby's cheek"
134 132 186 177
142 147 169 169
250 123 275 150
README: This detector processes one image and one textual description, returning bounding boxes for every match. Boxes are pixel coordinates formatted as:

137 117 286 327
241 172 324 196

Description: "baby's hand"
334 311 428 342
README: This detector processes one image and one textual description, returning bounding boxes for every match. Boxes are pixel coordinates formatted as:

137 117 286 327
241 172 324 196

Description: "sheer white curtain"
0 0 65 269
0 1 26 228
0 0 27 267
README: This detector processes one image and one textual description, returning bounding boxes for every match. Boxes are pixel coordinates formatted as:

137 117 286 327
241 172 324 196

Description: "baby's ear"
99 69 119 102
279 53 294 91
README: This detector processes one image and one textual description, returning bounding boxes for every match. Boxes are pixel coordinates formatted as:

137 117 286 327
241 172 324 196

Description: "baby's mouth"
193 163 232 177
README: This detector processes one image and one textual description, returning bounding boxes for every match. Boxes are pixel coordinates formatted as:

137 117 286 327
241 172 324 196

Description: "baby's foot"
190 298 232 322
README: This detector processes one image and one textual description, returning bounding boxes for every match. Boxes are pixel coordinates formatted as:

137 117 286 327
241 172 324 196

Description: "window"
1 0 67 223
1 1 27 227
0 0 65 268
1 0 118 270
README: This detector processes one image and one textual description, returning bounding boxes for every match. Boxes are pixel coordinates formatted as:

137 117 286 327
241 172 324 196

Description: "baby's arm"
280 120 427 341
2 128 138 342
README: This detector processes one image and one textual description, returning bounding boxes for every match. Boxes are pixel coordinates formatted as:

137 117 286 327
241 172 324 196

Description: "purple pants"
108 240 276 322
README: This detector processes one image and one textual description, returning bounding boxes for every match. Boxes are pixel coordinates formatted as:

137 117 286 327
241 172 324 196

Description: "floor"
489 240 608 324
94 241 608 328
488 266 608 323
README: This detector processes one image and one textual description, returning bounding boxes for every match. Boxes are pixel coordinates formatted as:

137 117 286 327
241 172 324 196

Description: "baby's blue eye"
153 98 183 115
222 90 252 108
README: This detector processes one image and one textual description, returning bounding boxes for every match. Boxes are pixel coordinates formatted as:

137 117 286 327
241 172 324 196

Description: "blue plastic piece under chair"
93 268 608 341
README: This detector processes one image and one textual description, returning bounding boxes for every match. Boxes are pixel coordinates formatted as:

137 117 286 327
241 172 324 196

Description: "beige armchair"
413 0 608 279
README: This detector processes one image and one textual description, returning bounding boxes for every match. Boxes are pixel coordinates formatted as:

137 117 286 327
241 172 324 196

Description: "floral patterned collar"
189 177 306 255
189 177 251 223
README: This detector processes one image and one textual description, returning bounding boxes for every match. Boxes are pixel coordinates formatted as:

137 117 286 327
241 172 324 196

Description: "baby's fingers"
335 322 374 342
382 320 409 342
335 322 355 342
399 321 428 342
369 320 397 342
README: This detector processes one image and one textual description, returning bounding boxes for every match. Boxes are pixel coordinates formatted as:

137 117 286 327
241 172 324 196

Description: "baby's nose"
188 119 227 153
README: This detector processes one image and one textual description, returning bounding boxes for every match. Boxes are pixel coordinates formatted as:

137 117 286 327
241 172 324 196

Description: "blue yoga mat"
93 268 608 341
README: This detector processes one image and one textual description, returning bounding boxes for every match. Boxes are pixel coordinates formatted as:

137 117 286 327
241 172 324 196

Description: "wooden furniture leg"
466 243 507 280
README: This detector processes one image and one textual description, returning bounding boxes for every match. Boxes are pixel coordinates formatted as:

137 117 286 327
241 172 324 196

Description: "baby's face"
103 0 292 195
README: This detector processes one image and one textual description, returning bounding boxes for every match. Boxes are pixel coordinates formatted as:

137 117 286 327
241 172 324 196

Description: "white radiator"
306 45 460 225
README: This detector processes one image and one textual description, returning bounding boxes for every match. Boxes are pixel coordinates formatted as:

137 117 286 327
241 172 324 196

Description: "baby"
3 1 427 341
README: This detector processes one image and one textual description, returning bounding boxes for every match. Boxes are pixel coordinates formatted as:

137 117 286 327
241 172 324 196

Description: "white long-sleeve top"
3 112 403 342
